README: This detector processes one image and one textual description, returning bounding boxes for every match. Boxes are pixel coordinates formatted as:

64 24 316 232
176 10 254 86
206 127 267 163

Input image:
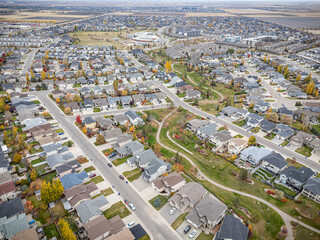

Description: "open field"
185 12 235 17
0 10 98 23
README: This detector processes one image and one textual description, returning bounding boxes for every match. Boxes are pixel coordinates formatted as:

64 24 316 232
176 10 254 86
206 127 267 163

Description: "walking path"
155 109 320 240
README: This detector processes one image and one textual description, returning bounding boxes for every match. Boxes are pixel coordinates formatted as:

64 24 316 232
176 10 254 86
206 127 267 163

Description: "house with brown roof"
227 138 247 155
107 227 135 240
84 215 126 240
28 123 53 140
152 172 186 195
11 228 38 240
51 89 65 100
169 182 207 212
0 181 17 203
64 182 99 208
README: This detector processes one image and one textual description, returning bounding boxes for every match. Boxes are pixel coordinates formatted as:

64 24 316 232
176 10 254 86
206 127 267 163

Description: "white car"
128 202 136 211
127 221 135 228
169 207 176 215
189 230 197 239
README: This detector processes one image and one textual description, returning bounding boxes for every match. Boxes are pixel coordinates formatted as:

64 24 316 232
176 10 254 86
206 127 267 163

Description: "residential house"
261 152 288 174
114 114 129 126
169 182 207 212
51 89 65 100
11 228 38 240
75 196 109 223
290 131 315 148
116 140 144 158
0 197 24 218
64 102 80 113
60 171 89 190
259 119 276 134
220 106 238 117
84 215 126 240
152 172 186 195
302 177 320 203
228 138 247 155
56 160 81 177
210 130 232 149
185 90 201 99
101 128 122 142
46 152 74 169
107 227 135 240
93 98 108 111
246 113 264 127
95 116 115 130
83 117 96 129
125 110 144 126
132 94 145 105
0 181 17 203
64 182 99 208
254 102 270 113
275 124 295 140
310 138 320 156
196 123 218 141
186 195 227 229
186 119 209 133
279 166 315 190
215 215 249 240
0 213 29 239
240 146 272 166
82 98 94 111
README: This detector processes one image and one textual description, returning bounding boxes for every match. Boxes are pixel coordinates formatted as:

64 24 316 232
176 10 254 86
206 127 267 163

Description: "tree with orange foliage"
172 163 184 173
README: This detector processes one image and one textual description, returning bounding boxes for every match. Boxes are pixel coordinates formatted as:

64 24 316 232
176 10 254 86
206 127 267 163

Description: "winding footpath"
155 108 320 240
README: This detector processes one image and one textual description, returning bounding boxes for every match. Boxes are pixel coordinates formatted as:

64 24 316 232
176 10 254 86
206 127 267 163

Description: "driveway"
160 203 182 225
176 220 200 240
131 176 151 192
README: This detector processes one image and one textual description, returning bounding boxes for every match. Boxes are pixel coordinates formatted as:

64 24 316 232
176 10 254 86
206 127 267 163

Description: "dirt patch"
295 207 313 219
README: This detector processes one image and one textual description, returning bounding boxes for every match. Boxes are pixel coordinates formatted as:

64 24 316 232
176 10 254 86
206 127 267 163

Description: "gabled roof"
61 171 88 190
216 215 249 240
75 196 109 223
304 177 320 195
262 152 288 169
0 197 24 218
0 213 29 239
281 166 315 184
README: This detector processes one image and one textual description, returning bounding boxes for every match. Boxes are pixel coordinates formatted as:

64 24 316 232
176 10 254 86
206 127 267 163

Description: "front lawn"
84 166 95 172
123 168 142 182
171 212 188 230
43 223 61 239
233 134 243 138
281 140 290 147
93 187 114 198
232 119 246 127
93 107 101 112
250 127 261 133
195 231 215 240
148 195 170 210
103 201 131 219
112 156 130 166
54 128 65 134
295 146 313 157
31 158 44 165
85 176 104 185
264 133 275 140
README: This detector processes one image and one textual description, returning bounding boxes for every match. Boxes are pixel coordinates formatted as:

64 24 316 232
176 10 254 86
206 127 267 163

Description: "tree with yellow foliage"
30 70 34 78
41 70 46 80
296 74 301 83
26 73 30 81
82 127 87 134
306 81 315 95
120 58 124 65
165 60 171 72
58 218 76 240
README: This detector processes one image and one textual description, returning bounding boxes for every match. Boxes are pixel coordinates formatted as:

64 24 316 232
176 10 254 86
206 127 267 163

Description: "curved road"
156 108 320 240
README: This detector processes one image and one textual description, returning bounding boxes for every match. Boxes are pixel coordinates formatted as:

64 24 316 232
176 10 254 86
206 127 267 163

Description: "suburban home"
116 140 144 158
51 89 65 100
83 116 96 129
186 119 210 133
261 152 288 174
125 110 144 126
210 130 232 149
93 98 108 111
279 166 315 190
95 116 115 130
185 90 201 99
310 138 320 156
132 94 145 105
46 152 74 169
0 197 24 218
107 227 135 240
101 128 122 142
84 215 126 240
82 98 94 111
196 123 218 141
240 146 272 166
169 182 207 212
64 182 99 208
221 106 238 117
64 102 80 113
11 228 38 240
152 172 186 195
254 102 270 113
227 138 247 155
0 213 29 239
75 196 109 223
0 181 17 203
302 177 320 203
274 124 295 140
290 131 315 148
56 160 81 177
114 114 130 126
42 142 68 157
246 113 264 127
215 215 249 240
60 171 89 190
186 195 227 230
259 119 276 134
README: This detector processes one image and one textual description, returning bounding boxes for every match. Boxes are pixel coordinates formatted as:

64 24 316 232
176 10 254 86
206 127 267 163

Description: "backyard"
43 223 61 239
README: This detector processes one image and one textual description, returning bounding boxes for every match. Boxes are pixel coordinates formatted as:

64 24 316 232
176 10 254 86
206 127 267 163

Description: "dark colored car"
119 175 124 180
184 225 191 234
124 199 130 205
108 163 112 167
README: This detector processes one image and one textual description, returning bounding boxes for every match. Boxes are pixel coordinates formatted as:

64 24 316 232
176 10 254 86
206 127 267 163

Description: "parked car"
169 207 176 215
119 175 124 180
124 199 130 205
183 225 191 234
109 151 117 158
128 202 136 211
88 171 96 178
107 163 112 167
127 221 135 228
189 230 197 239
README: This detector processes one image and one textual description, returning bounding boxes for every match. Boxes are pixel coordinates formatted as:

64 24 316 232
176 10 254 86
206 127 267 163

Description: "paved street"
35 92 182 240
154 81 320 172
21 49 37 75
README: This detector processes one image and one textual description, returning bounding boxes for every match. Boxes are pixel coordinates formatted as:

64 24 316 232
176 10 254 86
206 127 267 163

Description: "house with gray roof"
215 215 249 240
254 102 270 113
240 146 272 166
186 195 227 230
101 128 122 142
60 171 89 190
186 119 209 133
246 113 264 127
261 152 288 174
279 166 315 190
275 124 295 140
93 98 108 111
114 114 129 126
169 182 207 212
220 106 238 117
0 197 24 218
302 177 320 203
116 140 144 158
0 213 29 239
56 160 81 177
46 152 74 169
259 119 276 134
185 90 201 100
125 110 144 126
95 116 115 130
75 196 109 223
290 131 315 148
210 130 232 148
196 123 218 141
0 146 10 173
